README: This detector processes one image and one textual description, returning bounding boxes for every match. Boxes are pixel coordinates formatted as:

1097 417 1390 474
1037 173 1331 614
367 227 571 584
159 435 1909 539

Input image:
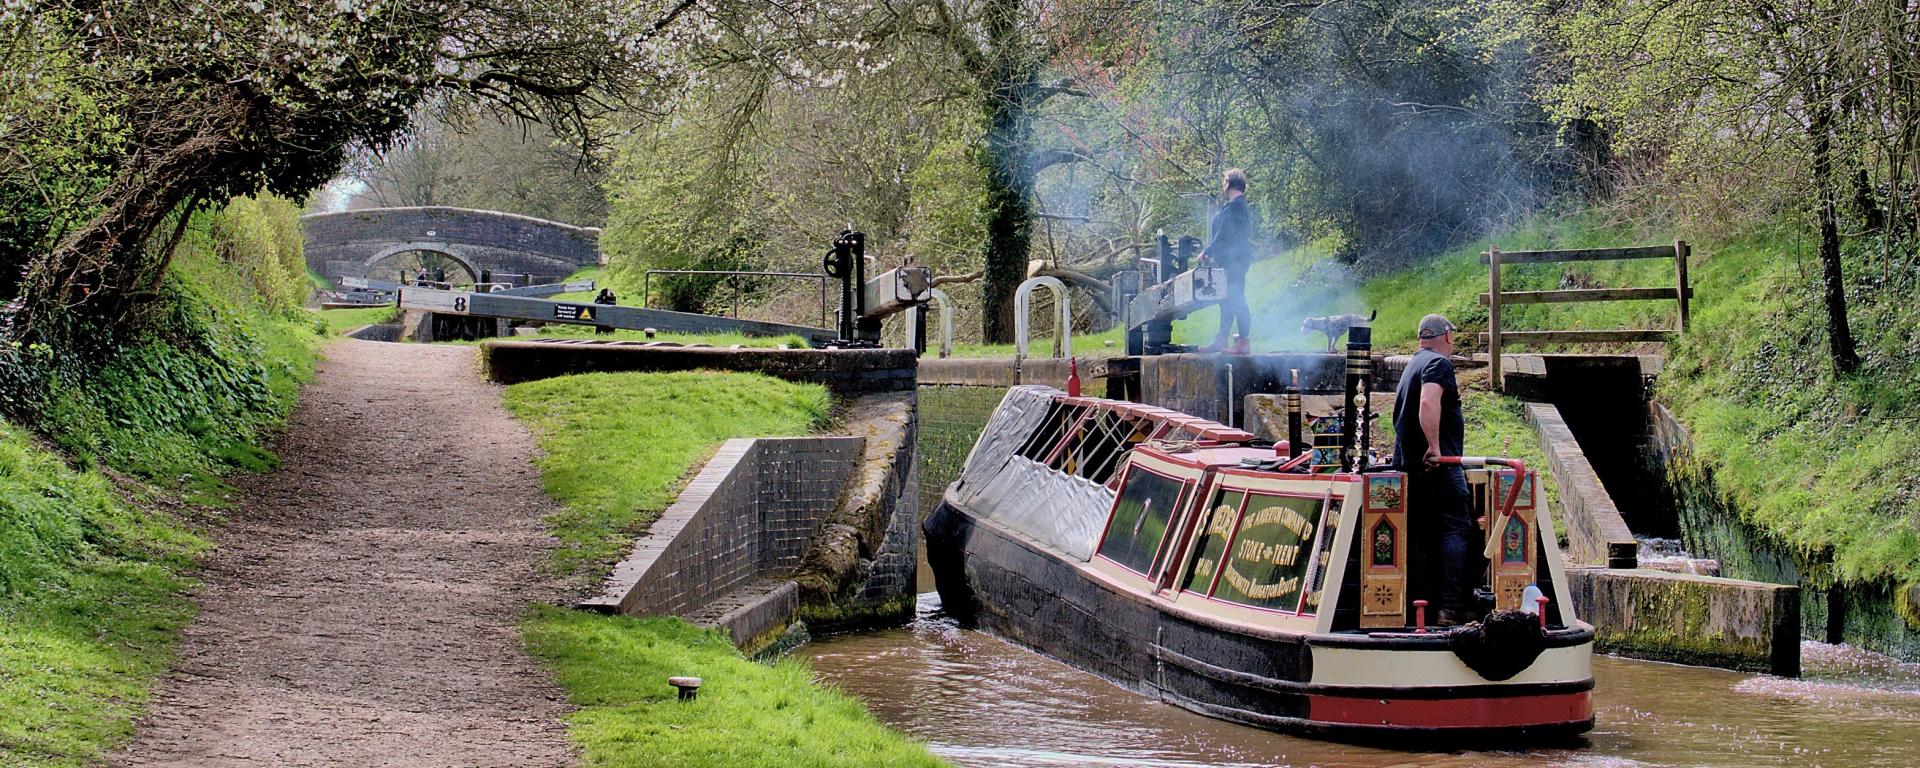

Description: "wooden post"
1487 247 1503 392
1674 239 1691 333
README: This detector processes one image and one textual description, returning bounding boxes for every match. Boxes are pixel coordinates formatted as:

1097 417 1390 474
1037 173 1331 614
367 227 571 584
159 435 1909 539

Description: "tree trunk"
11 88 250 338
1810 100 1860 375
977 0 1038 345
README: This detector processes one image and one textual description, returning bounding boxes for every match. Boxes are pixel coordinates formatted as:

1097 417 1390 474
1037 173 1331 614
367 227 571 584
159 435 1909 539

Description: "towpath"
115 340 575 767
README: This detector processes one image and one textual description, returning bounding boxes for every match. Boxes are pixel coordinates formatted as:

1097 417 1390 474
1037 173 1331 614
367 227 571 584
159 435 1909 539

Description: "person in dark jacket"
1200 168 1254 354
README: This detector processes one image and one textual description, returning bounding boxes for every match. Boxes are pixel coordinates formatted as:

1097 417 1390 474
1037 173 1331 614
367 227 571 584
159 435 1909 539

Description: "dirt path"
116 340 575 767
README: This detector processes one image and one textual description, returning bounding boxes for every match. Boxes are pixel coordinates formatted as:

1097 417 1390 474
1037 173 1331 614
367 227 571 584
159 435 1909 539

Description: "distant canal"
802 594 1920 768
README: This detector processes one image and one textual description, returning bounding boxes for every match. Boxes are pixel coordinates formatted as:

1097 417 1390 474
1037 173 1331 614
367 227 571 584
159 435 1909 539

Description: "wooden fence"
1479 241 1692 390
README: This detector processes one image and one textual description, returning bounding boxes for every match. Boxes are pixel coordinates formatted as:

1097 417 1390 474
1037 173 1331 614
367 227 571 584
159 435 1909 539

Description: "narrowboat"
923 346 1594 743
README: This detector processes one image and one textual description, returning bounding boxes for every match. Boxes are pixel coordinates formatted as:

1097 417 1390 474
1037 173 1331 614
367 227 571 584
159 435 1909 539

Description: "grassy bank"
502 370 831 584
0 195 322 766
1314 210 1920 606
524 608 944 768
505 370 943 766
313 305 397 336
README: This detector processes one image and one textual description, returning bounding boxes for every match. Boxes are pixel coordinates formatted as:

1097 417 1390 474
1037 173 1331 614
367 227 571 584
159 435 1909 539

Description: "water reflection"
801 595 1920 768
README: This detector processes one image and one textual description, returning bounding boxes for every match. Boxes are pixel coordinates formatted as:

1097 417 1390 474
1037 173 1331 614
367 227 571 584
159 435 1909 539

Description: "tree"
2 0 701 338
346 111 609 226
1545 0 1912 375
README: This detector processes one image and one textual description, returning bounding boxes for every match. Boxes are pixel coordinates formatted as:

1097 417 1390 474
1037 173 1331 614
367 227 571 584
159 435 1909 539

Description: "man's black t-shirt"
1392 348 1465 470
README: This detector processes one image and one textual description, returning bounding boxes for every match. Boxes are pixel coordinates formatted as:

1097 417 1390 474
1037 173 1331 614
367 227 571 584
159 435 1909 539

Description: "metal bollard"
1413 600 1429 634
669 676 702 701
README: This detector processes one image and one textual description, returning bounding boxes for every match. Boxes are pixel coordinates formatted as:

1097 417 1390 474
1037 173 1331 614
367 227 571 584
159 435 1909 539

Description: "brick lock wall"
595 437 863 617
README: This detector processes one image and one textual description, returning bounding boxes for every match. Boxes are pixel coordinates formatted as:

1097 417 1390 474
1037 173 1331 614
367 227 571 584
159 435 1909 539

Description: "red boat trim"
1308 691 1592 729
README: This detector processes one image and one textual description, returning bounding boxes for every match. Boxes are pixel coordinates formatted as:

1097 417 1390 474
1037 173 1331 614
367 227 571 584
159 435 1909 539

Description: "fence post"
1488 246 1503 392
1674 239 1691 334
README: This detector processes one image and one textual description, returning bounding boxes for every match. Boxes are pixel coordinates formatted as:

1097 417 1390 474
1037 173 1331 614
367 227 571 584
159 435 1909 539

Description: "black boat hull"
925 497 1596 745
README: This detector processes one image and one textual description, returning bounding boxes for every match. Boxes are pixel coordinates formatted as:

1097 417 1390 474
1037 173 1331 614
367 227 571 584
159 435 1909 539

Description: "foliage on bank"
524 608 945 768
502 371 830 584
0 195 322 766
1302 210 1920 607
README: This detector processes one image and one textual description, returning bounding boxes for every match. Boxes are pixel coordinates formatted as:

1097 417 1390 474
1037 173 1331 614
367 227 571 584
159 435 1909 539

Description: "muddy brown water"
802 594 1920 768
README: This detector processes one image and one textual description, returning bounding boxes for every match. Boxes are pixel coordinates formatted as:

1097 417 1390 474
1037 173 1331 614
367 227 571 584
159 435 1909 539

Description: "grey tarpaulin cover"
950 386 1117 562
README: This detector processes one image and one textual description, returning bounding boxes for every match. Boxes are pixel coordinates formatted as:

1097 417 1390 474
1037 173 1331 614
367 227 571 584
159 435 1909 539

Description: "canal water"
802 594 1920 768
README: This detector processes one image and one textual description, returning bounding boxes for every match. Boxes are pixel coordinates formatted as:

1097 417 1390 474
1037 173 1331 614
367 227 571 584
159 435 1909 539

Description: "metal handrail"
641 269 830 327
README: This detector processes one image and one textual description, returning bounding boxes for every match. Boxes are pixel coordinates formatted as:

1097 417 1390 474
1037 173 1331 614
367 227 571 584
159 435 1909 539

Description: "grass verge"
523 608 945 768
2 194 320 766
310 305 397 337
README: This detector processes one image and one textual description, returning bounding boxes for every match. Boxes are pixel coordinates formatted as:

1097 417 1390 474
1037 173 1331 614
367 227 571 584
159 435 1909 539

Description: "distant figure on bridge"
1198 168 1255 355
414 267 429 286
1392 313 1472 626
593 288 617 334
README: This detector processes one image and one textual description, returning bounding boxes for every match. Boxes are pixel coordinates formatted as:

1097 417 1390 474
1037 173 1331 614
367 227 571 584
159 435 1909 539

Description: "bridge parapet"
303 206 601 286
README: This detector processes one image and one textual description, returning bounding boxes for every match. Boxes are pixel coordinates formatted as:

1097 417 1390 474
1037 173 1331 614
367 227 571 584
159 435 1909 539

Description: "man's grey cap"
1417 313 1458 339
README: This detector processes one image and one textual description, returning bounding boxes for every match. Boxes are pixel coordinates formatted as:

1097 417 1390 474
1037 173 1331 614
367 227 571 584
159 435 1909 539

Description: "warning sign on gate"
553 304 595 321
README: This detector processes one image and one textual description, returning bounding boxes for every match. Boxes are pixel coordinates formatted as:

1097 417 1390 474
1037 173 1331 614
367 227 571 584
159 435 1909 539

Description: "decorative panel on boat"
1359 473 1408 628
1211 493 1326 613
1487 468 1540 611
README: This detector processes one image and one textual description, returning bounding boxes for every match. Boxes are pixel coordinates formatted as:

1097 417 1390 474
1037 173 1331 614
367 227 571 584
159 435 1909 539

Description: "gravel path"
115 340 576 768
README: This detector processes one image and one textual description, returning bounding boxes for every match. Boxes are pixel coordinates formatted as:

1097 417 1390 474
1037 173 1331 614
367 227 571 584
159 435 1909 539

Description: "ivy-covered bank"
0 195 324 767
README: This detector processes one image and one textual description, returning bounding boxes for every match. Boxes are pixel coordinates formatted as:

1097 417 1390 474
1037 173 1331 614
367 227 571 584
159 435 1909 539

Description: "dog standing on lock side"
1301 310 1376 352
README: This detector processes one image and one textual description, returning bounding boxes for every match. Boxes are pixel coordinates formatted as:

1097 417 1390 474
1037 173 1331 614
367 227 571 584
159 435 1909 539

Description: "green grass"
523 607 945 768
0 421 209 768
505 370 942 767
310 305 397 337
1 195 322 766
502 371 831 583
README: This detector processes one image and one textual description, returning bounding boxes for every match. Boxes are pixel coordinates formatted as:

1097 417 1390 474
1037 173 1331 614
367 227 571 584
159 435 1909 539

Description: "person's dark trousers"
1408 466 1474 614
1213 262 1252 344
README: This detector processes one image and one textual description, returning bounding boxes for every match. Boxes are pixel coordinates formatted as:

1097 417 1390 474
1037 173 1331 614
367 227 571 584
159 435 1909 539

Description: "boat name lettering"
1233 539 1302 568
1242 502 1313 539
1221 567 1299 601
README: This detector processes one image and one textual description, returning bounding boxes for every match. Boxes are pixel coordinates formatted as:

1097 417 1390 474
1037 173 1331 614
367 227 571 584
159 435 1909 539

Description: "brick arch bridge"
303 206 602 286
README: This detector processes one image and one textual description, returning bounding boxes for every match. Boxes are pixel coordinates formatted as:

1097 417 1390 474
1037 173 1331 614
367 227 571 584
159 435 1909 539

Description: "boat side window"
1015 401 1077 462
1180 488 1247 594
1208 493 1324 613
1096 465 1189 576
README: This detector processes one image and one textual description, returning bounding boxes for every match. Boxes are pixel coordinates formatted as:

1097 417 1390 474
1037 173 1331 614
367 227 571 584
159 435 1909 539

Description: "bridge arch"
303 206 602 287
360 243 484 283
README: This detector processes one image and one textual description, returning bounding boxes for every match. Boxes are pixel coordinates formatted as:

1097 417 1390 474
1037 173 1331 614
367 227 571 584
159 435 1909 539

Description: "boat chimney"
1341 318 1373 472
1285 368 1303 459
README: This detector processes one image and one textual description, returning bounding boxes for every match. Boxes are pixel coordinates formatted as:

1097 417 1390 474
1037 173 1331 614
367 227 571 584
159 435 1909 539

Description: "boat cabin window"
1097 465 1189 576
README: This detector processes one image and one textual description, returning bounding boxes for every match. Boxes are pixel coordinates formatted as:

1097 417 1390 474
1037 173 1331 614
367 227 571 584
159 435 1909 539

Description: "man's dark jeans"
1214 263 1251 343
1409 466 1474 613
